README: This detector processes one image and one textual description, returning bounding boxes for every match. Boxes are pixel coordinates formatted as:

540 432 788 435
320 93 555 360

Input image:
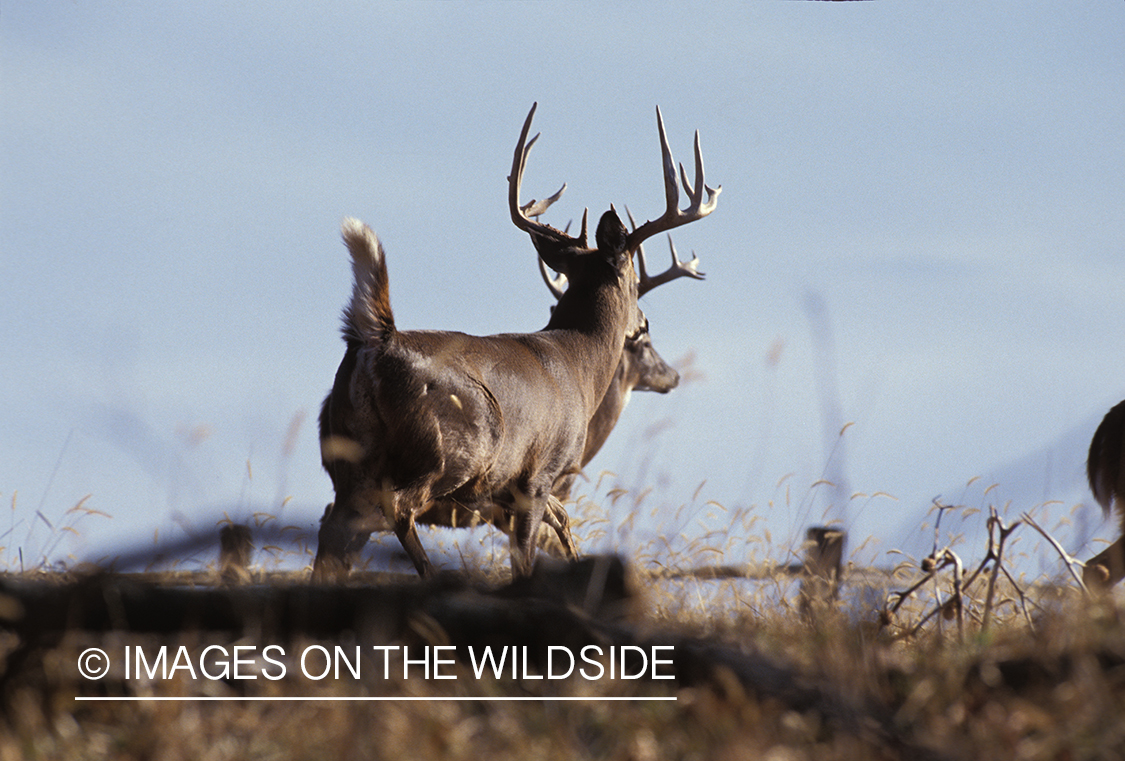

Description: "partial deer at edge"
1085 400 1125 588
313 103 719 581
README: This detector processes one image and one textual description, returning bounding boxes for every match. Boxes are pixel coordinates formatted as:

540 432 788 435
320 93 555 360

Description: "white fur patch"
341 216 383 264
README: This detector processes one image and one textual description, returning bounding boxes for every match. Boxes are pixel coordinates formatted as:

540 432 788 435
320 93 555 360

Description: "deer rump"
326 328 594 516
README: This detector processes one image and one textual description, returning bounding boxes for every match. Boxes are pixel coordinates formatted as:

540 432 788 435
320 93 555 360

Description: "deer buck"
330 232 703 560
312 103 718 581
1085 400 1125 588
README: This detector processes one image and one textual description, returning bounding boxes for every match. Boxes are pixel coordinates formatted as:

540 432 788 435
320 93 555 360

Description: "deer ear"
595 208 629 268
533 235 586 275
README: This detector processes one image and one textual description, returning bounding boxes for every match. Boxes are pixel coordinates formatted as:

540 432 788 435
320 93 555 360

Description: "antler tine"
536 218 576 300
625 206 704 297
559 213 590 247
508 103 543 232
688 127 720 213
521 183 566 220
625 106 721 254
639 236 704 296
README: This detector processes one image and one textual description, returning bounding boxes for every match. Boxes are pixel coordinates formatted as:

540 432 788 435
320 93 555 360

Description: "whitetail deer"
1085 400 1125 588
321 234 702 559
312 103 719 581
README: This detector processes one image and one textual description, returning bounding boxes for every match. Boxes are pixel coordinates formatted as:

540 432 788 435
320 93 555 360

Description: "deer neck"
544 268 636 415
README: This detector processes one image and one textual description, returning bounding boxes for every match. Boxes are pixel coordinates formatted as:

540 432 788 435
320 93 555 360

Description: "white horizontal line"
75 696 677 702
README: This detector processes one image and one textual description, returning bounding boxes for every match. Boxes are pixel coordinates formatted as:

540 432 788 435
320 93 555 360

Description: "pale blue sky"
3 3 1123 572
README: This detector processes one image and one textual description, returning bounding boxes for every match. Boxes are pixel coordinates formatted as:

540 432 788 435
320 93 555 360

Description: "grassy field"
2 495 1124 761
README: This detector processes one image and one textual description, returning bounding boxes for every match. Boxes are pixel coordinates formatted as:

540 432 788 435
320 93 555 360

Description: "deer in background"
538 220 702 503
313 103 719 581
1085 400 1125 588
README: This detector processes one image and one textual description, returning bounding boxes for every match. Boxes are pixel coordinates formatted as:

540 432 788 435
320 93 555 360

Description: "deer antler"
520 184 566 220
638 236 705 297
509 103 589 254
624 106 720 254
538 219 591 299
538 256 567 299
624 207 705 297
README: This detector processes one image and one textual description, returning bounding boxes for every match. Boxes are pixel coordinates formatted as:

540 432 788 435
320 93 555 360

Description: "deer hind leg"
312 500 374 583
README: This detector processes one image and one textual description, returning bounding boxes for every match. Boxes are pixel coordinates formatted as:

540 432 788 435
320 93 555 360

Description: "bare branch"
1020 511 1090 594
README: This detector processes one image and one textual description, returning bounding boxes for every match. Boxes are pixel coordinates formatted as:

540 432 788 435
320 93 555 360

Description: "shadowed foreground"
2 553 1124 760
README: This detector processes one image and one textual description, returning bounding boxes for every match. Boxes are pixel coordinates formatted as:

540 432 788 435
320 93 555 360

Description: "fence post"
219 524 253 584
799 526 845 616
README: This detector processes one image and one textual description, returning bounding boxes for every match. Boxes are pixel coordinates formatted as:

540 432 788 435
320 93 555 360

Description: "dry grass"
3 483 1125 761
